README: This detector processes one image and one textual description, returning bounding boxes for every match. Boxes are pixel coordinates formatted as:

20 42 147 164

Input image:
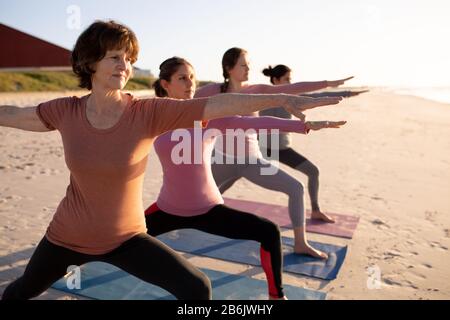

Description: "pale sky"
1 0 449 87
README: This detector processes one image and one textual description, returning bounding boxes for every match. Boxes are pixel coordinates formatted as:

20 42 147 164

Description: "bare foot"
294 244 328 259
311 210 335 223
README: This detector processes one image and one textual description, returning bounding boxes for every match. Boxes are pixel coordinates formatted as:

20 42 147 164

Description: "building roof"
0 23 71 69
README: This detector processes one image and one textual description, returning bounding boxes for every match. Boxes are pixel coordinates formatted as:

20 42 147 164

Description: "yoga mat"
158 229 347 280
52 262 326 300
223 197 359 239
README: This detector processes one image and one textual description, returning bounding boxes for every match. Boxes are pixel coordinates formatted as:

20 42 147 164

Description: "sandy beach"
0 89 449 300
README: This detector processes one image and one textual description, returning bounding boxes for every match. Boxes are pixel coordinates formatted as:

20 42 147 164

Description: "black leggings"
2 234 211 300
266 147 308 168
145 203 285 298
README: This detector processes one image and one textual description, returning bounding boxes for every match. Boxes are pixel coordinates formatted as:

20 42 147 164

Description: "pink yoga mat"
223 197 359 239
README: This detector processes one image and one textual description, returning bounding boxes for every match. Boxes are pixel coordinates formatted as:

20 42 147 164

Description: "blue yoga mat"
157 229 347 280
52 262 326 300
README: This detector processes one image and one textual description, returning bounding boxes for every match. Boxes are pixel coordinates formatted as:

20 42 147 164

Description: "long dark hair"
262 64 291 84
220 47 247 93
152 57 193 97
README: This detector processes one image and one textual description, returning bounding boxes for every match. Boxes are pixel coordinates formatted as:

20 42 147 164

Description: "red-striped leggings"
145 203 285 298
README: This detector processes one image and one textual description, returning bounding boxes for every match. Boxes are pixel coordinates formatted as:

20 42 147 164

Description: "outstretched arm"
0 105 50 132
303 89 369 98
305 121 347 131
208 116 310 134
203 93 343 122
346 89 369 97
244 76 354 95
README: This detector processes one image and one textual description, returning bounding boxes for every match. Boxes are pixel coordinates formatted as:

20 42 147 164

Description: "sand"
0 89 449 299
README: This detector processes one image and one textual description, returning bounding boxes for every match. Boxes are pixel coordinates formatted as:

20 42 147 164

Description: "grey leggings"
211 157 306 227
263 147 320 212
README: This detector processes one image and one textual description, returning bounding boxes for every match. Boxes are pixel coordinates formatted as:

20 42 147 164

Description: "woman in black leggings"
146 203 284 299
146 57 289 299
260 64 367 222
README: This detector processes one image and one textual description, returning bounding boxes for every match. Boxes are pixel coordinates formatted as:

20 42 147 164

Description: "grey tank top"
258 107 292 150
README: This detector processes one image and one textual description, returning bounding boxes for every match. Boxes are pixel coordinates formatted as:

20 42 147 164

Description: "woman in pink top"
195 47 351 259
144 57 345 299
0 22 343 300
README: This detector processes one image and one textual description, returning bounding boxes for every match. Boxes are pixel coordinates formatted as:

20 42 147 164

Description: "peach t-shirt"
36 94 206 254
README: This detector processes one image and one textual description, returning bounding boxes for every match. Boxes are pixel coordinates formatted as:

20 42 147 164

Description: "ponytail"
262 64 291 84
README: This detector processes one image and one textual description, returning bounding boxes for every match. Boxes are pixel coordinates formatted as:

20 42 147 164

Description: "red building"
0 23 71 70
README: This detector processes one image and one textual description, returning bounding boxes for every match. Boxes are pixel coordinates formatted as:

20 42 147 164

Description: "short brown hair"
71 20 139 90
